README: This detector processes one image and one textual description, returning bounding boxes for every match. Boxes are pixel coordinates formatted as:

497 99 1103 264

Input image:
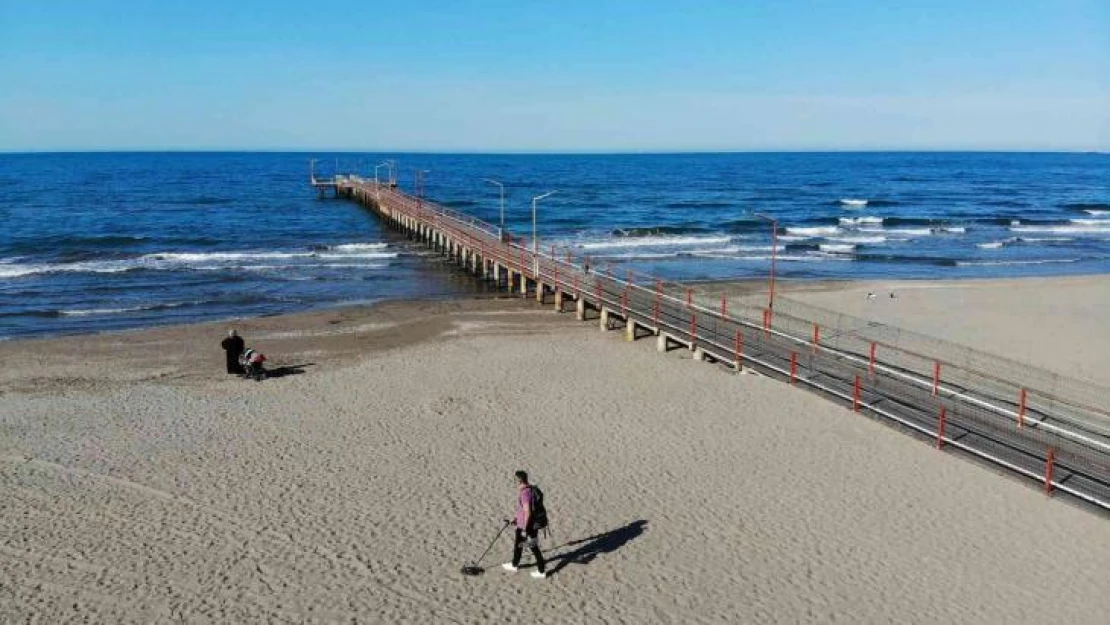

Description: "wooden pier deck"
322 172 1110 513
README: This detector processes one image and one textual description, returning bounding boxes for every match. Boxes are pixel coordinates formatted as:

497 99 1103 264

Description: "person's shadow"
265 363 315 378
544 520 647 576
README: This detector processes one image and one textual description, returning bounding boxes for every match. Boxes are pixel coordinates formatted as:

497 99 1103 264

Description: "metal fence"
338 178 1110 511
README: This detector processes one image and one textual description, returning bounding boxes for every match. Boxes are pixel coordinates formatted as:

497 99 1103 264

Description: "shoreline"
5 270 1109 345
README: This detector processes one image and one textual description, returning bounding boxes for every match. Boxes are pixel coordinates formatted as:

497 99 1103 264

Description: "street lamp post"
532 191 558 256
484 179 506 235
374 161 390 186
531 191 558 278
753 212 779 311
414 170 431 219
415 169 431 203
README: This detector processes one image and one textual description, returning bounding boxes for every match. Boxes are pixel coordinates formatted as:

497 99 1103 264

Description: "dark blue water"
1 152 1108 339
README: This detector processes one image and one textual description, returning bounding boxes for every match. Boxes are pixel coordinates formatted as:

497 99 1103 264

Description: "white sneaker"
530 571 547 579
501 563 518 572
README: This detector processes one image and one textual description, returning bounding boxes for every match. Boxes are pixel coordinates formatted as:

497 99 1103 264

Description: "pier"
319 172 1110 512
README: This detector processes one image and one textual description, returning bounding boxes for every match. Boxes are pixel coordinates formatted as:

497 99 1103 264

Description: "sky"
0 1 1107 152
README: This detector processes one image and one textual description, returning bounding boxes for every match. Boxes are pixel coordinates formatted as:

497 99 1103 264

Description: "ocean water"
1 152 1108 339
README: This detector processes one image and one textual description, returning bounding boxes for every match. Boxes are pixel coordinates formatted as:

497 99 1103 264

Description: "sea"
1 152 1108 340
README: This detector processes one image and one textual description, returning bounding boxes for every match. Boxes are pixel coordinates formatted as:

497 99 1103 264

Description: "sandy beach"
2 278 1110 623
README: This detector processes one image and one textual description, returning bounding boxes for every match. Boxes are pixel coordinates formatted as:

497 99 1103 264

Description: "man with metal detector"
502 470 548 579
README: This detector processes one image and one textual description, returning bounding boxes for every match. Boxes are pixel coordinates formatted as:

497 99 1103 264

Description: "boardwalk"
321 173 1110 512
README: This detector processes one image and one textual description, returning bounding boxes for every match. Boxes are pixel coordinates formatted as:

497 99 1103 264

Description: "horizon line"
2 148 1106 156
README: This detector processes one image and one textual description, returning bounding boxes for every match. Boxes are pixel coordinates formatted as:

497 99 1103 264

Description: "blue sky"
1 1 1107 151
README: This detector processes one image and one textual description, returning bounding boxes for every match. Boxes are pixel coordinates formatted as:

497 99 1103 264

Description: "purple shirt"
515 486 533 528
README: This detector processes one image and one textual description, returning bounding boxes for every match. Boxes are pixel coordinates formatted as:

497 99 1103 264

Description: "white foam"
976 241 1006 250
859 227 932 236
839 216 883 225
1010 224 1110 234
577 235 732 250
141 251 308 262
316 252 398 260
1085 209 1110 216
737 254 853 263
819 244 856 253
1070 218 1110 225
588 252 682 260
785 226 841 236
58 302 193 316
1016 236 1073 243
329 243 390 252
839 199 868 208
827 236 886 245
957 258 1080 267
0 260 135 278
937 226 966 234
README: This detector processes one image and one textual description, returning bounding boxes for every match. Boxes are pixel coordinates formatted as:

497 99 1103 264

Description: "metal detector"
460 519 512 576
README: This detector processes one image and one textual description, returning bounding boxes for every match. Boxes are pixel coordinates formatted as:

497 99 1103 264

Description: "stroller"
239 348 267 381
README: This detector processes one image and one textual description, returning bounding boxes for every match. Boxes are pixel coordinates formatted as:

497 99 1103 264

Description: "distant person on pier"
221 329 245 374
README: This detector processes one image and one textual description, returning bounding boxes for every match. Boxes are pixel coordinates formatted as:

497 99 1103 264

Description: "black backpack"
529 485 549 533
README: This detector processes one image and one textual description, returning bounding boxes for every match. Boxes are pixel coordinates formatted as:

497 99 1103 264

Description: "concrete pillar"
693 347 706 362
536 282 545 304
625 319 638 342
519 274 528 297
657 333 668 352
599 308 610 331
495 263 503 287
554 289 564 313
576 296 586 321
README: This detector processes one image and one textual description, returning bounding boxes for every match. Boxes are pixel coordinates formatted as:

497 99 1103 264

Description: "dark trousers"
226 354 243 374
512 527 545 573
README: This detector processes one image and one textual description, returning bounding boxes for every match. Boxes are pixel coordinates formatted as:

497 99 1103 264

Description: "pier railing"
332 176 1110 511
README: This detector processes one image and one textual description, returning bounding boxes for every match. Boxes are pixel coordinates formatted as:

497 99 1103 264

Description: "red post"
573 275 580 298
936 406 947 450
789 352 798 384
690 313 697 342
762 309 770 337
1018 388 1027 428
932 361 941 397
869 342 877 377
721 295 728 316
1045 447 1056 495
853 375 861 412
627 269 634 286
686 288 693 307
812 323 820 354
553 266 559 289
621 289 628 317
735 330 743 363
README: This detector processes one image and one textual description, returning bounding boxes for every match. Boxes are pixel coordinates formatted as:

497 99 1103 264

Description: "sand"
776 274 1110 386
2 282 1110 624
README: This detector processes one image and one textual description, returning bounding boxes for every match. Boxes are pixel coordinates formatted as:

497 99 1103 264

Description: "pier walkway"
320 173 1110 513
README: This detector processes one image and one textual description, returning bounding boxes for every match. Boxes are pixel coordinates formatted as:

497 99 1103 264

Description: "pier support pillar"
657 333 668 352
625 319 638 342
694 347 706 362
536 282 545 304
519 275 528 297
554 289 564 313
576 297 586 321
494 263 503 287
600 308 610 331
